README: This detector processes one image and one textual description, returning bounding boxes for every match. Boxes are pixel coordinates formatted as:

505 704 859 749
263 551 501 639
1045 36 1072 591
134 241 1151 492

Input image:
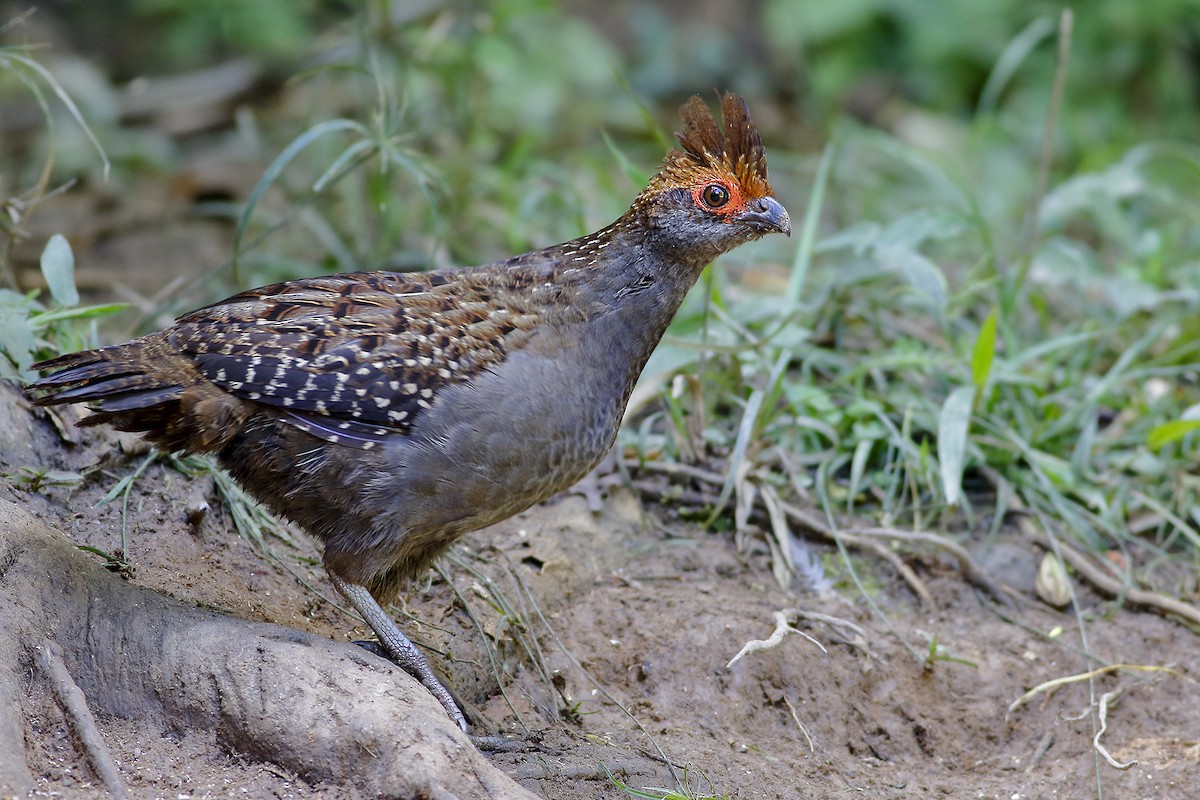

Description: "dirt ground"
1 377 1198 800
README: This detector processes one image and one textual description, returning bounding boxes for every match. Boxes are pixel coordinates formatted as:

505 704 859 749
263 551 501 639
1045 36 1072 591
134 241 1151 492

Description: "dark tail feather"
30 341 256 455
27 342 217 453
29 345 184 416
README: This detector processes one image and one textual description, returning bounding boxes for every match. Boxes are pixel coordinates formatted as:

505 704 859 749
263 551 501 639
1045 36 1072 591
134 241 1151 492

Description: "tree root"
37 639 130 799
0 498 536 799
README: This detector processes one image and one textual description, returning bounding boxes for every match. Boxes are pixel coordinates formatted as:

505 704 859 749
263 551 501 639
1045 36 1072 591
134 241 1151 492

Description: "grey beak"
740 196 792 237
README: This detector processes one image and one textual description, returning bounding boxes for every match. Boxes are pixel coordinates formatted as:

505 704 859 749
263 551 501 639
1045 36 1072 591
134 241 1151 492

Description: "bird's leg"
329 572 468 731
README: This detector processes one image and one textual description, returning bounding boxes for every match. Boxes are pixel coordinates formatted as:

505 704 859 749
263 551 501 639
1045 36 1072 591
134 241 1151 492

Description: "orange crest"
641 92 774 211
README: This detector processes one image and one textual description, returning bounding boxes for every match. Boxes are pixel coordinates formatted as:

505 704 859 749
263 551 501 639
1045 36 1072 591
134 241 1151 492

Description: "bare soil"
1 378 1198 800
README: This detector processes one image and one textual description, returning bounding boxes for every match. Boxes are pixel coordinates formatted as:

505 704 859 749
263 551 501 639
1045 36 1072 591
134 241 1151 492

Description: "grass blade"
938 386 976 507
706 389 765 527
977 15 1056 115
785 139 839 306
233 118 368 280
971 307 998 390
0 51 110 178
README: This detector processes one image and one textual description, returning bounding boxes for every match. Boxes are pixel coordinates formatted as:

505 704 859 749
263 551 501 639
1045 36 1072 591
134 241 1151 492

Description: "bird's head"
630 93 791 266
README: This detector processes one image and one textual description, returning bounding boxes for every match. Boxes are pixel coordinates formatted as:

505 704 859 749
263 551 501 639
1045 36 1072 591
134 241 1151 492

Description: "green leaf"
1148 420 1200 450
848 437 873 513
312 138 375 193
816 220 880 254
0 306 36 381
938 386 976 507
96 474 134 506
977 15 1056 115
1027 449 1076 489
876 208 967 251
40 235 79 307
29 303 127 330
0 51 110 177
971 307 998 389
879 247 948 309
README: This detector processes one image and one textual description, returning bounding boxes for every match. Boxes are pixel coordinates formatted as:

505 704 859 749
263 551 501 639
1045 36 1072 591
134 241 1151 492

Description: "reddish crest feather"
642 92 773 205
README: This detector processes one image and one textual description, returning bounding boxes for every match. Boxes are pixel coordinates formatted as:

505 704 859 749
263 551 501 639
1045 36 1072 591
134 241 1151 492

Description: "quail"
29 93 791 730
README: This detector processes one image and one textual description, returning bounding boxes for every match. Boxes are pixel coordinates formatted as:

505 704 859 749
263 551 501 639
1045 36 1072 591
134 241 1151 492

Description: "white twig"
727 610 827 669
783 695 816 753
1094 690 1136 770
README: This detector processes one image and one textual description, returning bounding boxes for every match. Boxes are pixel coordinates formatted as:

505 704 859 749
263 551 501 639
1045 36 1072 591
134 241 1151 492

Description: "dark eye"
701 183 730 208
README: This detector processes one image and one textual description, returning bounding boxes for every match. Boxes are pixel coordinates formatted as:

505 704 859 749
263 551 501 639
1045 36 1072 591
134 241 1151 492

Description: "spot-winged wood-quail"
28 93 790 730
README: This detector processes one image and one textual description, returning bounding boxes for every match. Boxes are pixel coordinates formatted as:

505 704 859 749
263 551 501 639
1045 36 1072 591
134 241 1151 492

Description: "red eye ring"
700 183 730 209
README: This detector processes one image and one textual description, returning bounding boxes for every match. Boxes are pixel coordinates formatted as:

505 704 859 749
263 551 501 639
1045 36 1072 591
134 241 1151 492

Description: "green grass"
0 28 120 379
636 121 1200 587
609 3 1199 597
607 765 730 800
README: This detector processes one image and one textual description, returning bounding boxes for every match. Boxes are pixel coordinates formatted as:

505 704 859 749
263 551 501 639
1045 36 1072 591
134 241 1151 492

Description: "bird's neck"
545 215 709 378
563 213 710 309
478 211 713 371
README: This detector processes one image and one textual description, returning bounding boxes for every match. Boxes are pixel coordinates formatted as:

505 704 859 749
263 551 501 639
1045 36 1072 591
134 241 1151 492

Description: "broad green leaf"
876 208 967 251
40 235 79 307
1148 420 1200 450
971 307 998 389
938 385 976 507
815 220 880 255
0 306 36 381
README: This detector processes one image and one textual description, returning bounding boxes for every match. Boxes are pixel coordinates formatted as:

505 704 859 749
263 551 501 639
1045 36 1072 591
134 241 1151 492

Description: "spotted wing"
170 271 538 448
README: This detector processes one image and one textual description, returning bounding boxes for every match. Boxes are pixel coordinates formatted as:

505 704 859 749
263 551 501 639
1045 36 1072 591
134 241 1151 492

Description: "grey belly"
366 348 624 540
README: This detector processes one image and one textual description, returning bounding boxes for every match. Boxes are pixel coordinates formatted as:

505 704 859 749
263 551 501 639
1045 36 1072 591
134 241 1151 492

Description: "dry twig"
993 476 1200 626
1007 664 1186 715
1039 536 1200 627
626 458 1010 604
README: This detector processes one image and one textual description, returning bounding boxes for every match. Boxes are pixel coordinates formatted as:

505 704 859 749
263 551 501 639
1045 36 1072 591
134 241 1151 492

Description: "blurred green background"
3 0 1197 277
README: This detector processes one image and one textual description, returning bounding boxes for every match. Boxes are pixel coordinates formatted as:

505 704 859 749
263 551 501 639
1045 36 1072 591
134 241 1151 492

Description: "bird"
27 92 791 731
